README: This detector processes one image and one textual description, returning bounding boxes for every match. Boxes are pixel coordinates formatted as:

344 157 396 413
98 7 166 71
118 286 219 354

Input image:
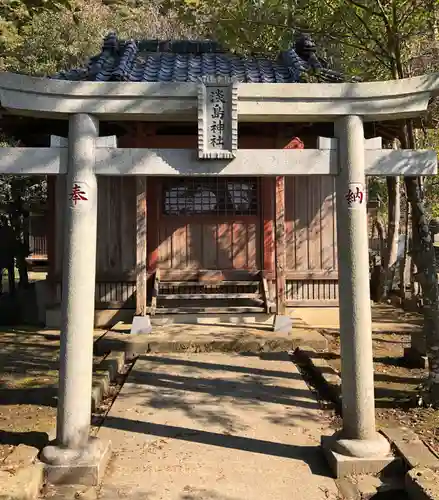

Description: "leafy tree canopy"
1 0 193 74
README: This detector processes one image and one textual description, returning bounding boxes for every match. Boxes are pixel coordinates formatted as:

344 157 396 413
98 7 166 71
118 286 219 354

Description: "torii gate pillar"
321 115 392 475
41 114 111 485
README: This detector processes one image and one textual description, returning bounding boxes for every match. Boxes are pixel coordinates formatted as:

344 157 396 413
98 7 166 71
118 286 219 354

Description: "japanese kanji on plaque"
69 182 88 208
345 183 365 208
198 77 238 159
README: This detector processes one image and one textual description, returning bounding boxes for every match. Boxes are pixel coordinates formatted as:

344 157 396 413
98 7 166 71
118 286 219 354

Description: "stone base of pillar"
40 437 111 486
321 433 395 478
273 315 293 333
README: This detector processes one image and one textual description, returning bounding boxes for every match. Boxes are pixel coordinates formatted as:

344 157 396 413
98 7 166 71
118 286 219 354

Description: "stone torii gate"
0 71 439 482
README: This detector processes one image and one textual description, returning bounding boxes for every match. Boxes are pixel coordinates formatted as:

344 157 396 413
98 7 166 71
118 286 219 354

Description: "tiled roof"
53 33 352 84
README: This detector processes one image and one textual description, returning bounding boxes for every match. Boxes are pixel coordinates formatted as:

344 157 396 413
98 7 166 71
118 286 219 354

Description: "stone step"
96 321 328 353
158 293 263 300
159 280 261 287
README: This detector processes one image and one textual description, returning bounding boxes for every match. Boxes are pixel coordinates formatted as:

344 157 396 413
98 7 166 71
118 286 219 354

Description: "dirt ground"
310 304 439 457
0 328 105 463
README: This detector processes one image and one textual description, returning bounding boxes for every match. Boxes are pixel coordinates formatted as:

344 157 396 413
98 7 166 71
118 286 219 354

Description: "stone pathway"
98 353 339 500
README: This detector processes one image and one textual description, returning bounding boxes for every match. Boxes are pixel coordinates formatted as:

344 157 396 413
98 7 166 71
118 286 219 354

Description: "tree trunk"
402 120 439 403
383 176 400 296
371 218 386 301
17 255 29 288
375 218 386 261
399 196 411 299
7 262 15 295
405 176 439 403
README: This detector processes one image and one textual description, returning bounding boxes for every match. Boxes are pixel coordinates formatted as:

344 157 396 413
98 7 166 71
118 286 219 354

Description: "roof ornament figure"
294 33 317 61
294 33 324 70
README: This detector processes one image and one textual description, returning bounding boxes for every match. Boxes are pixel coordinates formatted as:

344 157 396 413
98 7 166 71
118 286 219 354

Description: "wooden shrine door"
150 177 262 278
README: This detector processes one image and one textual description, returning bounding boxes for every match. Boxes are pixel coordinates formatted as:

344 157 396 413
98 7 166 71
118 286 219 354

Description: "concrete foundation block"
41 438 111 487
321 435 397 478
273 315 293 333
130 315 152 335
0 463 44 500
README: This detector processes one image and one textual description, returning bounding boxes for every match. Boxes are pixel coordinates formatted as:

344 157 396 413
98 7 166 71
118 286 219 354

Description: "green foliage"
1 0 194 74
0 0 74 71
163 0 435 80
368 176 388 217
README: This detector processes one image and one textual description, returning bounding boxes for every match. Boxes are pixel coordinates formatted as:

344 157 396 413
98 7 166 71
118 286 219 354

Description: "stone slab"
336 476 407 500
149 312 276 327
98 353 339 499
91 372 111 412
1 444 45 470
321 436 397 478
0 463 44 500
93 332 151 357
381 427 439 471
95 324 327 356
91 352 125 412
406 467 439 500
42 439 111 487
294 346 342 403
98 351 125 381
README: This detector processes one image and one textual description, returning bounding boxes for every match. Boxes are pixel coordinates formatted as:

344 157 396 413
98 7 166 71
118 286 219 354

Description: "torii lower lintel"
0 140 436 177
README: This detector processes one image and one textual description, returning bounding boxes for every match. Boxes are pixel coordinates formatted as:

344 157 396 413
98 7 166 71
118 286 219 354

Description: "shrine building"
0 33 425 327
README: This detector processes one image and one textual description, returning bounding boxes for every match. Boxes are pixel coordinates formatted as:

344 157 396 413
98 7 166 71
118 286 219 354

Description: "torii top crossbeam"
1 70 439 122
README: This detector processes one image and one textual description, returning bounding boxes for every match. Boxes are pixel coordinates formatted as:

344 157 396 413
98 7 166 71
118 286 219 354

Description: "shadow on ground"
103 415 330 478
119 353 325 431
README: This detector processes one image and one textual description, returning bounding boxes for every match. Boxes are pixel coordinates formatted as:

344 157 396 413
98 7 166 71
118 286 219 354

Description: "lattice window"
162 178 259 216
